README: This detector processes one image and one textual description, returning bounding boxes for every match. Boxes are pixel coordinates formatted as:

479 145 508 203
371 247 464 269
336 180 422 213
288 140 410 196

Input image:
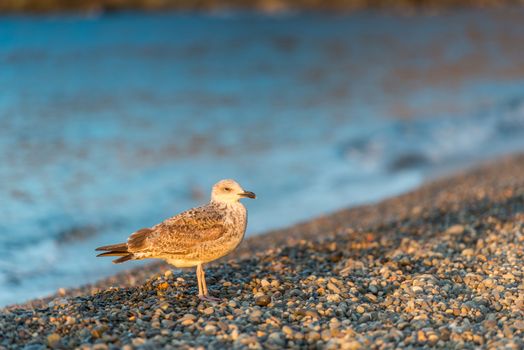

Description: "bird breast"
207 202 247 259
223 203 247 230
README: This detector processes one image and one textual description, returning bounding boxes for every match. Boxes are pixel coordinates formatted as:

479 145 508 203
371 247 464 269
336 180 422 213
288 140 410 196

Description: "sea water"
1 10 524 305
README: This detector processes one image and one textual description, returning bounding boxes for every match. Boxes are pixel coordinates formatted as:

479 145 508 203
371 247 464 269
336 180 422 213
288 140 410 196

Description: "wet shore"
1 153 523 349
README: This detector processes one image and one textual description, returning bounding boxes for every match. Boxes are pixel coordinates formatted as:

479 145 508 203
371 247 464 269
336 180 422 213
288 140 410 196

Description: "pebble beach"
1 154 523 349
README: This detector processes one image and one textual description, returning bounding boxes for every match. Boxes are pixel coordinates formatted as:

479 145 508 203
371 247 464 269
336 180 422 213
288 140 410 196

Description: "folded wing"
129 206 226 257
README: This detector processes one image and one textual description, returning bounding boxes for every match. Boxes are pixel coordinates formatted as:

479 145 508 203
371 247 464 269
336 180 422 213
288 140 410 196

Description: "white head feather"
211 179 256 203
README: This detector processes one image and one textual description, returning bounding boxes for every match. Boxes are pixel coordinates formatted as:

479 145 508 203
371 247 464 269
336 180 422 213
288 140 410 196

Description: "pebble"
204 324 217 335
327 282 341 294
514 320 524 330
446 224 465 235
161 319 175 328
417 330 427 342
365 293 378 302
181 318 194 326
411 286 423 294
46 333 60 348
132 338 146 346
327 293 342 302
268 332 284 345
483 278 495 287
249 309 263 322
255 295 271 306
306 331 321 342
260 279 271 287
282 325 294 337
461 248 474 257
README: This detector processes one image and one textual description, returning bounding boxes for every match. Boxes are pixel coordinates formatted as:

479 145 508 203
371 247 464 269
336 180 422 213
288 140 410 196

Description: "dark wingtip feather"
95 243 127 252
113 254 133 264
97 251 127 258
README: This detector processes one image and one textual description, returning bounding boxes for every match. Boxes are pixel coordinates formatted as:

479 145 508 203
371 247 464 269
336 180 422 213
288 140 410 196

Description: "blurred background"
2 1 524 306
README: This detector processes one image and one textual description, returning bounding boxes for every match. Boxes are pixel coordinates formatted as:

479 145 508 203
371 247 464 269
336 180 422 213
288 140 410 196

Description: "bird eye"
224 187 232 192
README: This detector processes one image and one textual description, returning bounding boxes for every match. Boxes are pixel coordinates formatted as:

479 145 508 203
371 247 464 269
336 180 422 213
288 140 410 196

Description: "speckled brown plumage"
127 202 246 263
96 179 255 300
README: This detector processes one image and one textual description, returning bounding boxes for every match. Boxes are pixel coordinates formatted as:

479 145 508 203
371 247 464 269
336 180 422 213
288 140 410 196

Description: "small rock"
294 332 305 341
483 319 497 329
417 330 427 342
157 282 169 290
289 289 303 297
255 295 271 306
365 293 378 302
446 225 465 235
514 320 524 330
204 324 217 335
132 338 146 346
398 322 409 330
327 294 342 303
412 286 423 294
162 319 175 328
327 282 341 294
483 278 495 287
461 248 474 257
345 340 362 350
249 309 263 322
260 279 270 287
268 332 284 345
181 319 195 326
306 331 321 343
282 325 293 337
203 307 214 315
305 309 320 319
47 333 61 348
428 334 439 345
359 313 372 323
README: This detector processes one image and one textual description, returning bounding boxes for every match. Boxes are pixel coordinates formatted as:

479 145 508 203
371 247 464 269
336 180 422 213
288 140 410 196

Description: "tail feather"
96 250 134 264
96 242 134 264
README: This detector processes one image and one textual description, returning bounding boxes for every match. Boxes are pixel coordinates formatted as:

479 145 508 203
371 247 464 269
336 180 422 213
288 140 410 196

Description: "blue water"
2 10 524 306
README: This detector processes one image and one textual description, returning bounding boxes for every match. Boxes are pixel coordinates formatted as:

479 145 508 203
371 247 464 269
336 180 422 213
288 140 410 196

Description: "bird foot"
198 294 222 302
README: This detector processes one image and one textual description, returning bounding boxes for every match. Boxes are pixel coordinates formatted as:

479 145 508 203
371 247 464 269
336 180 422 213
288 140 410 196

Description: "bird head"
211 179 256 203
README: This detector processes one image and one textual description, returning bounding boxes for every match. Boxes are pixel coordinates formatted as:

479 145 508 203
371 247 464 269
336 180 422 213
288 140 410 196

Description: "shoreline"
1 153 524 348
1 1 523 14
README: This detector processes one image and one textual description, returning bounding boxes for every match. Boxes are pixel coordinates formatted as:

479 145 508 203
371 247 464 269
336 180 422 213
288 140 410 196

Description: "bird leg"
196 263 221 302
196 263 204 297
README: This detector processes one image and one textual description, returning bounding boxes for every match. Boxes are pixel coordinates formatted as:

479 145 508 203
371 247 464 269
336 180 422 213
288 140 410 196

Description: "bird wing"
127 205 226 256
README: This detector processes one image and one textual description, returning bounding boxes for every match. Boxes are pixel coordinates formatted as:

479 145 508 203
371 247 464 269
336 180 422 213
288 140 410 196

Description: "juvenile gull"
96 179 255 301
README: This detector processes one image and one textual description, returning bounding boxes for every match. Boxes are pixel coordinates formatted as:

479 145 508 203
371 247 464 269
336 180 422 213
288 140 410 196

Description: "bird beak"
239 191 256 199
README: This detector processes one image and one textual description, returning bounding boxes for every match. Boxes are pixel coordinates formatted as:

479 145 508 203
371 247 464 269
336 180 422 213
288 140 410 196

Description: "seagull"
95 179 256 301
